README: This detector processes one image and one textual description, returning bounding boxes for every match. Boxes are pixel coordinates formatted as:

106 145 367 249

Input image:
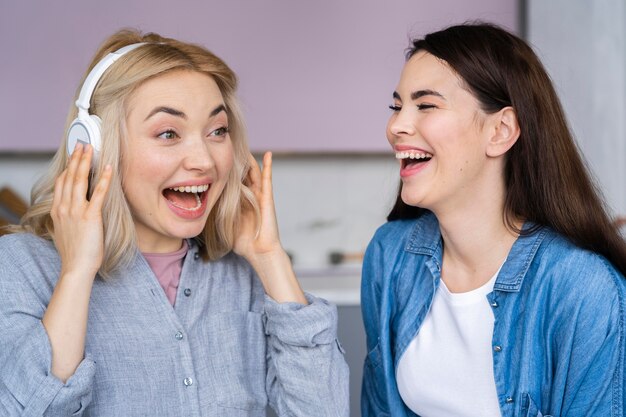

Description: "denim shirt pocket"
200 311 267 411
522 393 553 417
362 340 391 417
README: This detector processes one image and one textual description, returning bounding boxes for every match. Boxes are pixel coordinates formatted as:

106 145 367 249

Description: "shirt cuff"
3 322 95 415
263 292 338 347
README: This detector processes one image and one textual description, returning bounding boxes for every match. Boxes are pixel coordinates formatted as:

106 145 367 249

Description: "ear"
486 106 520 157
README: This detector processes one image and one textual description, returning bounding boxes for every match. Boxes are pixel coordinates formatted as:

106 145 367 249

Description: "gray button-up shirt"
0 233 349 416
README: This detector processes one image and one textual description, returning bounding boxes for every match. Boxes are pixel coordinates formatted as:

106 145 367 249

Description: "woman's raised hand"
234 152 282 261
50 144 112 278
234 152 307 304
44 144 112 381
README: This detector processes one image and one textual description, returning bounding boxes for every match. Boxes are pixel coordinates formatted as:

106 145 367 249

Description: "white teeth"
395 151 433 160
168 184 209 193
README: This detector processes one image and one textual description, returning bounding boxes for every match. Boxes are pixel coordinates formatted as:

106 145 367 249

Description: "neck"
434 181 521 293
137 236 185 254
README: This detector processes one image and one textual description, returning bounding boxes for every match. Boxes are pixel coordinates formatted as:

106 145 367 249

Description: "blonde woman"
0 30 348 416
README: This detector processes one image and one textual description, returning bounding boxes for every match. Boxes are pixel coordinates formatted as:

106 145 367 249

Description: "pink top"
142 240 188 306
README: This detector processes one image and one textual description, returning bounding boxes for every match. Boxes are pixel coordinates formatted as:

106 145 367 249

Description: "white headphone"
66 43 147 162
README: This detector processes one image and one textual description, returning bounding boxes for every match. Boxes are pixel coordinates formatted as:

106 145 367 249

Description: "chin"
170 221 207 240
401 189 424 208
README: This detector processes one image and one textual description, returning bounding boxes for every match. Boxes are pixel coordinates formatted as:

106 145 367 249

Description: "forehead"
127 70 224 113
396 51 464 95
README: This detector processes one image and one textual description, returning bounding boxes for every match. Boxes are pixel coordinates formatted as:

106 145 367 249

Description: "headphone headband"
66 42 148 160
75 43 147 111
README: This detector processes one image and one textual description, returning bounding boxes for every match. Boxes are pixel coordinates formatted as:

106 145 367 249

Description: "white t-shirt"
396 271 502 417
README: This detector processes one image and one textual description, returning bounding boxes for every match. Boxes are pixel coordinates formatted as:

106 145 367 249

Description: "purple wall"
0 0 518 153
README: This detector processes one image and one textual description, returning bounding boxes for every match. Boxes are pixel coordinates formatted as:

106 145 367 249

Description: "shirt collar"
494 225 548 292
404 211 549 292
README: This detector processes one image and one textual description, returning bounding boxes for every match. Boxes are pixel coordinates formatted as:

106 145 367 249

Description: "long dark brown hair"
387 22 626 276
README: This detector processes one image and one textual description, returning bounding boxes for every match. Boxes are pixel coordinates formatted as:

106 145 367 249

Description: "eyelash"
210 126 229 137
388 104 437 112
156 126 229 140
157 129 179 140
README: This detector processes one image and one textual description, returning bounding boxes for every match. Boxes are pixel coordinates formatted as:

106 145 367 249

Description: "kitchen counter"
294 265 361 306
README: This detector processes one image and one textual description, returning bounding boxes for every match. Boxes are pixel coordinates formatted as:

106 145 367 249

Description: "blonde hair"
14 29 258 277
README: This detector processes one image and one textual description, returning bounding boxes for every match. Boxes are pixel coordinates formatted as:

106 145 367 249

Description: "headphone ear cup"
65 43 146 167
66 114 102 165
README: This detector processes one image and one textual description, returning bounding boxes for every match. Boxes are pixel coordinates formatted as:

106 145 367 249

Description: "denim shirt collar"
403 211 549 293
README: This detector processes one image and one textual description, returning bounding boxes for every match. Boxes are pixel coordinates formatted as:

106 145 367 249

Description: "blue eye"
389 105 402 112
157 130 179 140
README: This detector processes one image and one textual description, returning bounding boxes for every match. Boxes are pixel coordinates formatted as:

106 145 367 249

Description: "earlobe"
486 107 520 157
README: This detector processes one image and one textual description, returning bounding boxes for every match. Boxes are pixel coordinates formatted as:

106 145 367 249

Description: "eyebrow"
144 104 227 121
209 104 227 118
393 90 445 101
145 106 186 121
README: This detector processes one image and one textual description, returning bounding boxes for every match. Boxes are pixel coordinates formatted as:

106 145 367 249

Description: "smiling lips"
396 150 433 178
162 184 211 219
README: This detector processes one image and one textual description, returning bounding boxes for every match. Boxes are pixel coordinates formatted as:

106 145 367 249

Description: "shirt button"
505 396 514 403
493 345 502 352
175 331 184 341
183 377 193 386
490 300 498 307
194 252 200 260
184 288 192 297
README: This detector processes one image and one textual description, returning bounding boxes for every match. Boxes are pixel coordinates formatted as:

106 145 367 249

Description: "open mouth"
162 184 209 211
396 151 433 169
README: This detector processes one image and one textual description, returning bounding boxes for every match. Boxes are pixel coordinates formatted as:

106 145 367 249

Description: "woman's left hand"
233 152 281 260
233 152 307 304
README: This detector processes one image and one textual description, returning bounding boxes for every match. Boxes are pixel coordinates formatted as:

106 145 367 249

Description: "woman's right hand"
50 143 112 278
44 144 112 381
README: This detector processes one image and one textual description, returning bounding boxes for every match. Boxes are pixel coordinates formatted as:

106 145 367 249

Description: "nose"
182 136 215 172
387 108 416 139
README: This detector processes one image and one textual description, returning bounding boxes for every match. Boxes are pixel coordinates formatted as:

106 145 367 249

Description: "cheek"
216 142 235 178
208 145 235 206
419 116 450 138
422 116 474 154
122 157 161 191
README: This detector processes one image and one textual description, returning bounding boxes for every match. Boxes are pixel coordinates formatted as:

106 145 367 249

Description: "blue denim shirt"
0 232 349 417
361 213 625 417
